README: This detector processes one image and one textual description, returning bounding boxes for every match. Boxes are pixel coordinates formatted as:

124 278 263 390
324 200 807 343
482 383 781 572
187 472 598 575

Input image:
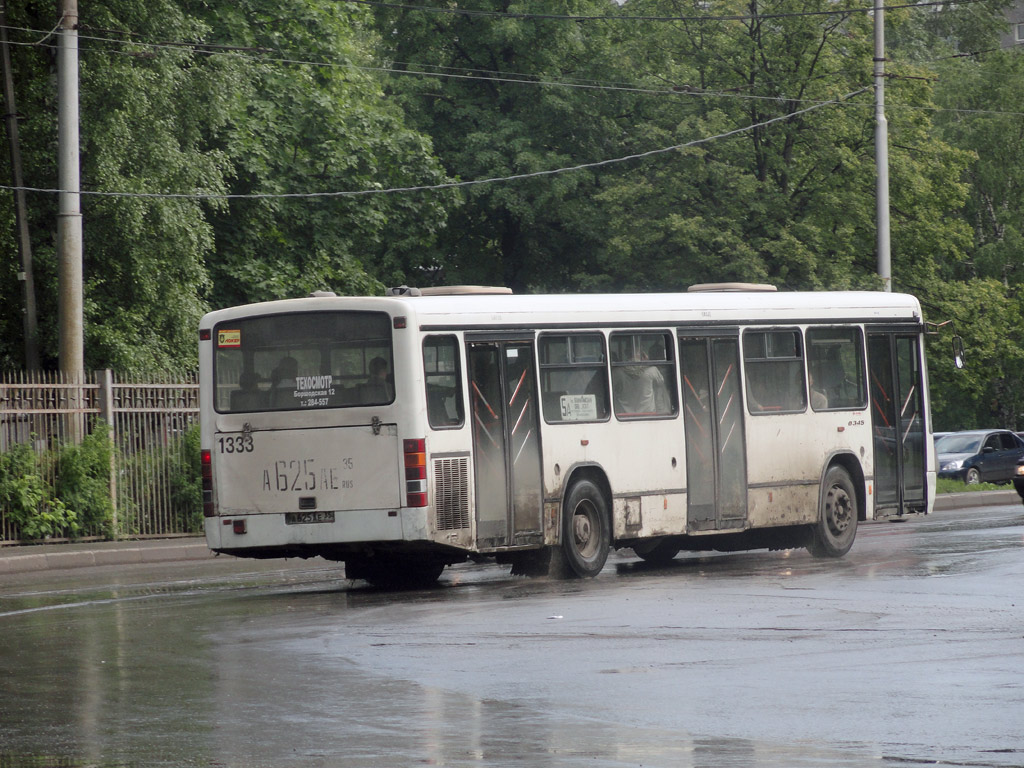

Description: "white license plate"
285 511 335 525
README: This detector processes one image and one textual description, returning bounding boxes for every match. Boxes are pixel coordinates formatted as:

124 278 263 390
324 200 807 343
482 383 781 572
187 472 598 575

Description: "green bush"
168 424 203 532
54 423 115 537
116 423 203 536
0 441 80 540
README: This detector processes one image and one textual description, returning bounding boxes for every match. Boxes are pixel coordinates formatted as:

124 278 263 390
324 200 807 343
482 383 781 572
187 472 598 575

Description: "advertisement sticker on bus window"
561 394 598 421
218 329 241 348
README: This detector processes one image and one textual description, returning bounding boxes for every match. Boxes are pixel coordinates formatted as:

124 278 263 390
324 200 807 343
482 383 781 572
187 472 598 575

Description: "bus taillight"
201 449 215 517
403 438 428 507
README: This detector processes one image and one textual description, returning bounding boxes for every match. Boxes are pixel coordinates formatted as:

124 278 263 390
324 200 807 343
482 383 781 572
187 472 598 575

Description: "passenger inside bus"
269 356 298 408
359 356 393 403
230 370 265 411
809 371 828 410
612 350 669 416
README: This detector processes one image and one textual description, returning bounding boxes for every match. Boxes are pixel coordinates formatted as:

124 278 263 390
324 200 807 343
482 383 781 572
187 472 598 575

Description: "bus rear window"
213 311 393 412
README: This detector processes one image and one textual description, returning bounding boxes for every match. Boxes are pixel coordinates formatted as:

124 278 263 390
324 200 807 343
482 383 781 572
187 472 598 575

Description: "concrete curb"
0 537 215 575
932 490 1020 510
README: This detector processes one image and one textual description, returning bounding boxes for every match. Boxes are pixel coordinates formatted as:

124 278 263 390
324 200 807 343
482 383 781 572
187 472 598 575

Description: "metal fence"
0 370 200 543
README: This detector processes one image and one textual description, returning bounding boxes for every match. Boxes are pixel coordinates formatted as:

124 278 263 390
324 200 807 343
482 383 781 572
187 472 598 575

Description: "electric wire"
345 0 991 23
4 23 1022 116
0 86 870 201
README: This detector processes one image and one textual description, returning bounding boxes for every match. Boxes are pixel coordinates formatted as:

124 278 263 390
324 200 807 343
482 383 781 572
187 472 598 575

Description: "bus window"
423 336 465 428
609 332 678 419
213 311 393 412
806 328 867 411
744 329 806 413
538 333 610 423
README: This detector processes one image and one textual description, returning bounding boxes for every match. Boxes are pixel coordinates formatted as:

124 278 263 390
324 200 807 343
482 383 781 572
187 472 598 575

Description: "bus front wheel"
560 479 610 578
808 465 858 558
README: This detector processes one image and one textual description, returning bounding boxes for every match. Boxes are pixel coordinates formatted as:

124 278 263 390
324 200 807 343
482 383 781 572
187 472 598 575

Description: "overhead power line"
5 22 1023 116
0 86 870 201
345 0 991 23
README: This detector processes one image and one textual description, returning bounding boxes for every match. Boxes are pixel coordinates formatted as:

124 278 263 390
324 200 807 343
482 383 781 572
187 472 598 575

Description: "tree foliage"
0 0 1021 429
370 0 625 291
0 0 448 371
588 0 972 295
186 0 453 308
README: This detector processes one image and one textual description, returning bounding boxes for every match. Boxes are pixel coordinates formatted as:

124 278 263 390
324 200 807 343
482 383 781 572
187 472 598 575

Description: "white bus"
198 285 934 586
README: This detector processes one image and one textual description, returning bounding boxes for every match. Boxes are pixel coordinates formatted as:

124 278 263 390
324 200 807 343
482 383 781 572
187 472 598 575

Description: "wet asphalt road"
1 504 1022 768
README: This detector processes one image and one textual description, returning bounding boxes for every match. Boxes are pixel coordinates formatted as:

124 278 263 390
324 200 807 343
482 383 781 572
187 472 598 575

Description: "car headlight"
941 459 964 471
1016 465 1024 477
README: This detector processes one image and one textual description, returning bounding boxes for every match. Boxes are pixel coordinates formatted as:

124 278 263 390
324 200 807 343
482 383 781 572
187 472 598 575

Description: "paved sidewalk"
1 490 1019 575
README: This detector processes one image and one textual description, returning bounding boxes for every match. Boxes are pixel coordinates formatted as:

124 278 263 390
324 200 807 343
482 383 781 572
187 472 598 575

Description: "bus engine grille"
433 457 470 530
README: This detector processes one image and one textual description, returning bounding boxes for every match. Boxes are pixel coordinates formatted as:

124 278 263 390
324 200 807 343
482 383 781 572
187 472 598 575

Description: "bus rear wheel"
808 465 858 558
346 556 444 589
559 479 610 578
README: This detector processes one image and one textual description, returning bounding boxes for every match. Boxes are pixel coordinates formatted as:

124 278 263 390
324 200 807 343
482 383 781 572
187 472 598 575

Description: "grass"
936 477 1007 494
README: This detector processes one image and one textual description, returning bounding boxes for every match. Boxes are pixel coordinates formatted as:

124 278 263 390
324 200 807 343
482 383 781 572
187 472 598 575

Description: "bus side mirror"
953 336 965 370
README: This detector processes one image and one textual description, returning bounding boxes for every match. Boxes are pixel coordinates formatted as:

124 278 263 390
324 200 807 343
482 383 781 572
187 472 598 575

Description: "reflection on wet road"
1 504 1023 767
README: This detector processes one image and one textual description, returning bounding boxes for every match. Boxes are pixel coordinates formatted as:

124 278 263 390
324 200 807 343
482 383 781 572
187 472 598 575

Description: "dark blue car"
936 429 1024 485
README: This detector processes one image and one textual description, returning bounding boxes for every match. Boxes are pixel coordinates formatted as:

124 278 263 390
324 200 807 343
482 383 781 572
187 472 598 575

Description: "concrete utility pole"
57 0 83 376
0 2 40 368
874 1 892 292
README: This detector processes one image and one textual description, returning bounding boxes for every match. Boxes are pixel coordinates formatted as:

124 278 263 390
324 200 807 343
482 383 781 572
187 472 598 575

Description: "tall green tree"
78 1 226 372
185 0 453 308
925 279 1024 430
921 48 1024 429
0 0 449 372
590 0 971 293
370 0 625 292
0 0 226 371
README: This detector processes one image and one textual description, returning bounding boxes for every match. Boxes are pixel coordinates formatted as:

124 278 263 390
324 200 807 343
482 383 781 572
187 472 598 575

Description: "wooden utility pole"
0 2 39 368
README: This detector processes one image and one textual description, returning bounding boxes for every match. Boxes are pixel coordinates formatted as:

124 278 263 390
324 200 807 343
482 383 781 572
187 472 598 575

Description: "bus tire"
346 556 444 589
560 479 610 578
633 538 680 564
808 465 858 558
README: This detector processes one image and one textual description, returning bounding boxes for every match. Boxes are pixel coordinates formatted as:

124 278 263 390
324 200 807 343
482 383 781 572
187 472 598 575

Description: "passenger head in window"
269 356 299 408
365 356 393 400
272 356 298 388
368 356 388 383
231 370 264 411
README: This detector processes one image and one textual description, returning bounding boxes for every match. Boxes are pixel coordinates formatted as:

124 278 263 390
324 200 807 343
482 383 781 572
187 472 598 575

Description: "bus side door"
679 333 748 531
467 337 544 549
867 331 927 515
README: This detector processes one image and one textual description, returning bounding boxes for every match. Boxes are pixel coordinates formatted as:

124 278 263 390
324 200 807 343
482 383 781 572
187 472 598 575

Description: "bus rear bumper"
204 506 426 554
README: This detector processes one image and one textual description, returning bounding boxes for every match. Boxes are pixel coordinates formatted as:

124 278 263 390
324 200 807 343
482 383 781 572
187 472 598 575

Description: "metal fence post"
96 368 118 536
